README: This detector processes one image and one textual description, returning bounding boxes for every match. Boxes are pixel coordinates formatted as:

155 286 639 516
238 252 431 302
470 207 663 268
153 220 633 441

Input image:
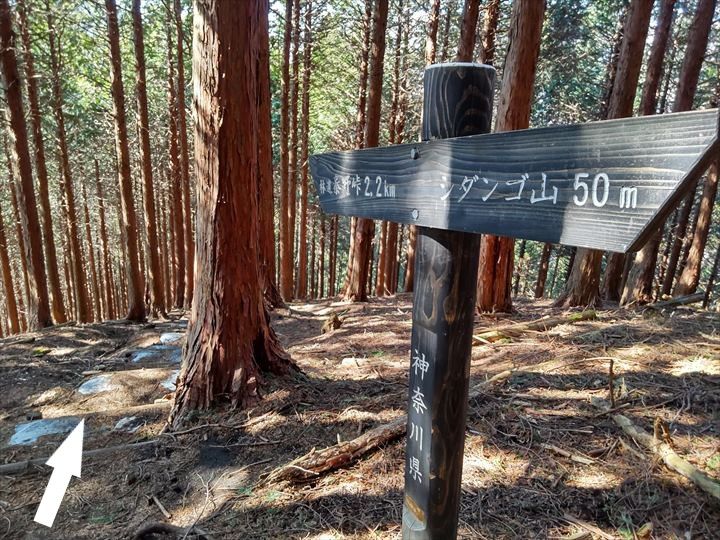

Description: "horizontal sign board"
309 109 719 253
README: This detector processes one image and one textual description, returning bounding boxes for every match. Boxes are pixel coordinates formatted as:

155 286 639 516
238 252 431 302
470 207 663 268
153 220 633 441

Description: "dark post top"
402 62 494 540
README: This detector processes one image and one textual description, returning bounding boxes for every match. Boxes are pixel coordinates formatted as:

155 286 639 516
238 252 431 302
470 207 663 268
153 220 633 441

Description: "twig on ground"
591 397 720 501
540 443 595 465
151 495 171 519
562 513 614 540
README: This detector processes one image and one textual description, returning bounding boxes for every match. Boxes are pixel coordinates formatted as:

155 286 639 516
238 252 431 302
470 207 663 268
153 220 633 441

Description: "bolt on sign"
309 63 719 540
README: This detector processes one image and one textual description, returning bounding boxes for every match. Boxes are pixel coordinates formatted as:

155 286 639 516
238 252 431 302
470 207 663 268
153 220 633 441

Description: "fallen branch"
645 292 704 310
0 440 158 475
263 370 513 484
540 443 595 465
473 310 596 345
591 397 720 501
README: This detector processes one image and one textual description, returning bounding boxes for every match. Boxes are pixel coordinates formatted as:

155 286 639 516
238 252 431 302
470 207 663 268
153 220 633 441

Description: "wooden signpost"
309 63 719 539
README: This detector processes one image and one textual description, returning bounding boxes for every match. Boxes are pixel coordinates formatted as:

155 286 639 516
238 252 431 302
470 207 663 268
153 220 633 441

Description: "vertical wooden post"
402 63 494 540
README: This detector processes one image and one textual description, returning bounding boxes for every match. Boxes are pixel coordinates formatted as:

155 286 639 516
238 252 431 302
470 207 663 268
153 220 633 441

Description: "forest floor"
0 294 719 539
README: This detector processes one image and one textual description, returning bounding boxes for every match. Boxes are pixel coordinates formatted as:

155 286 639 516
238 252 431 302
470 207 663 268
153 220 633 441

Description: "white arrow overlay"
34 419 84 528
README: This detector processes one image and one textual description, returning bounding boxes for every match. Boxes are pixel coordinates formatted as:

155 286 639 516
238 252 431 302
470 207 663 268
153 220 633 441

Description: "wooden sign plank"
310 109 719 253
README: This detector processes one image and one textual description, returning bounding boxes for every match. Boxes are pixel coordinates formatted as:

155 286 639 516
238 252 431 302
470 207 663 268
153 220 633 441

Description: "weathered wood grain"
402 62 494 540
310 108 718 253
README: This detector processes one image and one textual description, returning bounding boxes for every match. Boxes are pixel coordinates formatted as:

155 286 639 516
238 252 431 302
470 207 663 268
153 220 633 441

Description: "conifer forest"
0 0 719 538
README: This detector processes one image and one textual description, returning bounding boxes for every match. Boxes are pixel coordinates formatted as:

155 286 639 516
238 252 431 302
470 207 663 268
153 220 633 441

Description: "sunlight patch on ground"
567 468 623 489
670 355 720 376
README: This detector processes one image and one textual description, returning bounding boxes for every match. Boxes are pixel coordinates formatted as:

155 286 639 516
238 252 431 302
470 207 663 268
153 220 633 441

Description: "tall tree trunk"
534 243 553 299
640 0 676 116
477 0 545 313
63 253 73 321
0 193 19 333
0 0 51 330
407 0 440 293
601 0 655 302
375 221 388 296
513 239 526 296
6 150 31 309
170 0 294 425
81 184 102 321
379 3 404 297
296 0 313 300
256 0 283 308
286 0 302 301
658 35 677 114
105 0 145 322
342 0 371 297
355 0 372 149
343 0 388 302
675 162 718 295
173 0 194 309
309 212 317 298
425 0 440 65
455 0 480 61
622 0 677 305
439 0 456 62
479 0 500 65
133 0 165 317
548 248 561 296
319 214 325 297
279 0 294 301
599 5 628 121
560 0 652 308
160 174 173 310
95 161 116 320
17 0 66 324
167 24 185 309
329 216 338 296
661 0 717 297
46 2 92 322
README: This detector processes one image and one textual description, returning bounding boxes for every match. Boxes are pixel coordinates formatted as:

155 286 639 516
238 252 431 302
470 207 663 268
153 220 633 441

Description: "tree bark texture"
479 0 500 65
279 0 294 301
0 193 19 333
171 0 193 309
17 0 66 324
170 0 294 425
296 0 313 300
0 0 51 330
601 0 654 302
95 162 116 320
286 0 302 301
133 0 165 317
105 0 145 321
256 0 283 308
343 0 388 302
661 0 717 296
675 161 718 295
81 184 101 320
425 0 440 65
534 243 553 299
477 0 545 313
167 23 185 309
622 0 677 305
455 0 480 62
